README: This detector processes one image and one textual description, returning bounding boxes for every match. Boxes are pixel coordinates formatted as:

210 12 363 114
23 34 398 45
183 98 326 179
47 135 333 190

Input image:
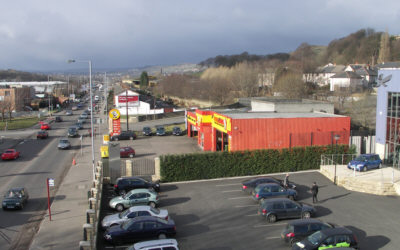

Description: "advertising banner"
212 113 231 134
118 95 139 107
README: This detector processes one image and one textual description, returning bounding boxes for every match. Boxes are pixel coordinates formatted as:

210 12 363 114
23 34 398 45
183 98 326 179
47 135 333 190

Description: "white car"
101 205 168 229
129 239 179 250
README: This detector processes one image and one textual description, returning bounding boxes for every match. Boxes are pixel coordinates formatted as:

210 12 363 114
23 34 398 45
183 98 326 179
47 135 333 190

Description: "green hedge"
160 145 351 182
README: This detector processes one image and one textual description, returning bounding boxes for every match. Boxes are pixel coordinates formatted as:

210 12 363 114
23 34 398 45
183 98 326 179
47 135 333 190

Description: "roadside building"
0 87 33 111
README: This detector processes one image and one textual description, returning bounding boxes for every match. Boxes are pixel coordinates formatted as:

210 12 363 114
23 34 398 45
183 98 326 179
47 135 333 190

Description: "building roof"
316 65 346 74
218 111 344 119
330 71 362 79
376 62 400 69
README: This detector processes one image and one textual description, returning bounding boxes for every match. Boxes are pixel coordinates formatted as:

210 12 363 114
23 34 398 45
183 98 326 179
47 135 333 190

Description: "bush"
160 145 351 182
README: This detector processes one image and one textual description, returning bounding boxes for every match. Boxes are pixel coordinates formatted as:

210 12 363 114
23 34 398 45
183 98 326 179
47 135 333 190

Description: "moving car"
68 127 79 137
281 219 335 246
242 176 296 193
292 227 358 250
110 131 137 141
172 127 183 136
103 216 176 245
77 118 86 124
156 126 166 136
258 198 316 223
37 130 49 139
71 106 78 111
2 187 29 210
120 146 136 158
114 177 160 195
1 149 20 160
128 239 179 250
109 188 159 211
58 138 71 149
347 154 382 172
65 110 73 116
55 116 62 122
142 126 153 136
101 205 169 229
74 122 83 130
40 123 51 130
252 183 297 202
80 113 88 119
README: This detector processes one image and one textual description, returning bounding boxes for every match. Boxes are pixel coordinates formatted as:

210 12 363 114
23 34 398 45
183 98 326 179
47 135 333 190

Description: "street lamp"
334 134 340 185
67 59 95 181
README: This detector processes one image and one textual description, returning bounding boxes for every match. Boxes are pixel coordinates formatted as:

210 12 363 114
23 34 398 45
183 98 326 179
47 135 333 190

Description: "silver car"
57 138 71 149
101 205 168 229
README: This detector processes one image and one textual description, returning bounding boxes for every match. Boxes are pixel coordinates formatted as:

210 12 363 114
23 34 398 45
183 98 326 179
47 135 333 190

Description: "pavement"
29 109 107 250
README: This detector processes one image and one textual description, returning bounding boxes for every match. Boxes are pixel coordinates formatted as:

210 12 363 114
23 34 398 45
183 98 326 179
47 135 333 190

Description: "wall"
251 100 334 114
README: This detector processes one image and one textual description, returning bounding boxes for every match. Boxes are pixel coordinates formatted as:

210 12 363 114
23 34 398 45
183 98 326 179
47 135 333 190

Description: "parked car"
55 116 63 122
109 188 159 211
74 122 83 130
292 227 359 250
258 198 316 223
252 183 297 202
58 138 71 149
172 127 183 136
65 110 73 116
80 113 88 119
142 126 153 136
40 123 51 130
71 106 78 111
128 239 179 250
37 130 49 139
242 176 296 193
101 205 169 229
77 103 83 109
281 219 335 246
1 149 20 160
68 127 79 137
110 131 137 141
156 126 166 136
347 154 382 172
120 146 135 158
114 177 160 195
77 118 86 124
103 216 176 245
2 187 29 210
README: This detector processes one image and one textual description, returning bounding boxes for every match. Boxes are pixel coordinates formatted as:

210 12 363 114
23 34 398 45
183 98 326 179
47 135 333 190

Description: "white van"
94 95 99 101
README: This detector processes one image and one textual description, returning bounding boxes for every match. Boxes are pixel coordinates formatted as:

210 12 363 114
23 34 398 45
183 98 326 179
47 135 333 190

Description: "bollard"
126 160 133 176
152 157 161 182
86 209 95 224
89 198 96 209
90 188 97 198
83 223 93 241
103 177 111 185
79 241 91 250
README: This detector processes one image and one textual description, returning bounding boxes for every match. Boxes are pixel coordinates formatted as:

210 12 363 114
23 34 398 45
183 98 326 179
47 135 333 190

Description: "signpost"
109 109 121 136
47 178 55 221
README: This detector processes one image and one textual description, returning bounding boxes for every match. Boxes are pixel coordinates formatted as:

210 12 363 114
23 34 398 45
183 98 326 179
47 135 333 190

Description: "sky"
1 0 400 72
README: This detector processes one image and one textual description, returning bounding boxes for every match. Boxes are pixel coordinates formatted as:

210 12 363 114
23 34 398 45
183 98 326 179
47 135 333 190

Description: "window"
335 235 350 244
309 223 322 231
4 91 10 96
284 201 297 209
322 236 335 246
270 186 279 192
272 202 284 209
127 212 137 218
136 193 147 199
138 211 151 216
295 225 309 233
144 221 157 229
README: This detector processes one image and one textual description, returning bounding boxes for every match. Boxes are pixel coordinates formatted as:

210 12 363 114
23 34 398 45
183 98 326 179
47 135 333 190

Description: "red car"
1 149 20 160
40 123 51 130
120 146 135 158
37 130 49 139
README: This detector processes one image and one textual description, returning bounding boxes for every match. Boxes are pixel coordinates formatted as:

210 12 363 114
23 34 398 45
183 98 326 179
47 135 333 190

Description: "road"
0 110 90 250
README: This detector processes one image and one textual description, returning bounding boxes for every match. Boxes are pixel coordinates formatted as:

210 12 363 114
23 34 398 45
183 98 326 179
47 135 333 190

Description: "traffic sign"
48 178 55 187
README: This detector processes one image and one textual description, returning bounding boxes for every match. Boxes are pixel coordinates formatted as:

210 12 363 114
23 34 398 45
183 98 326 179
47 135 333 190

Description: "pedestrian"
311 182 319 203
283 173 289 188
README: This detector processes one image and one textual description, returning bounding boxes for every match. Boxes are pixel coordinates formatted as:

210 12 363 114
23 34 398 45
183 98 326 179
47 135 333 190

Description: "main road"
0 108 92 250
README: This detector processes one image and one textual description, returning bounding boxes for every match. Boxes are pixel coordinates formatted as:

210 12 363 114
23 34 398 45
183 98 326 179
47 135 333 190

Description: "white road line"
216 183 240 187
228 196 252 200
234 204 259 208
254 223 286 228
266 236 281 240
222 190 242 193
245 214 259 217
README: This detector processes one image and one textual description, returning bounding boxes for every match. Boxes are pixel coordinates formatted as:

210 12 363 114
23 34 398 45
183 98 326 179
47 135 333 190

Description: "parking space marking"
253 223 286 228
221 190 242 193
216 183 240 187
234 204 258 208
228 196 252 200
245 214 259 217
104 246 130 249
266 236 281 240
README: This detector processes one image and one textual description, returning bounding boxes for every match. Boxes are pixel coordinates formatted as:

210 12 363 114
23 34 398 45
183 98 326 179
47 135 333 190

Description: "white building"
114 90 164 115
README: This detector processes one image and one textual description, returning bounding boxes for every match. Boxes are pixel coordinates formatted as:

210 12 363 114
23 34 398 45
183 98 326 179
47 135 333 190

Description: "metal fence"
121 158 155 176
320 154 357 165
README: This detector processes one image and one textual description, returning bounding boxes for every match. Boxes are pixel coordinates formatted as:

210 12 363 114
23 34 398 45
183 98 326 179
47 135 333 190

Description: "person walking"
283 173 290 188
311 182 319 203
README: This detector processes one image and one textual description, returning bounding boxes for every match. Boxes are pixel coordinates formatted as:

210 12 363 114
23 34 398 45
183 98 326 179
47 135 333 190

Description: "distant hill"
0 69 48 81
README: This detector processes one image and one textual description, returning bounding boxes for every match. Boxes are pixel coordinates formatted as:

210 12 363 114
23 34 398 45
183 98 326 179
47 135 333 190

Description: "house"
303 64 346 87
329 71 363 91
345 64 378 87
0 87 32 111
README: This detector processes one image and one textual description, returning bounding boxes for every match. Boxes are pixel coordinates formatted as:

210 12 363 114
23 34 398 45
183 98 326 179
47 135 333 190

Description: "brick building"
0 87 32 111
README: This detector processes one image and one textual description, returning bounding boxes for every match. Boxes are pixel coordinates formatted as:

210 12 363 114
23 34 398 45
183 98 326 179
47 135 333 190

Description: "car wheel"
129 136 133 140
290 238 299 246
148 201 156 208
267 214 277 223
118 190 126 196
302 211 311 219
363 166 368 172
115 204 124 212
158 233 166 239
129 154 134 158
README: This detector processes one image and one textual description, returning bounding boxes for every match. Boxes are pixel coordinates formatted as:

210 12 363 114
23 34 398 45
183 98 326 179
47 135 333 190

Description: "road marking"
216 183 240 187
266 236 281 240
228 196 251 200
245 214 259 217
234 204 258 208
222 190 242 193
19 141 24 144
254 223 286 228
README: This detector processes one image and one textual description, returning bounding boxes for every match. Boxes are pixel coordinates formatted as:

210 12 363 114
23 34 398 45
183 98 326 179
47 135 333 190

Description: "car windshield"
307 230 325 245
69 128 76 132
150 207 160 214
5 190 21 198
354 155 367 161
144 127 150 131
60 140 68 143
5 150 14 153
254 185 263 193
120 209 131 218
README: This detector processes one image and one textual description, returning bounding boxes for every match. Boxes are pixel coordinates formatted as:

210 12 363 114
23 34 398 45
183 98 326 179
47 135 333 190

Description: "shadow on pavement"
345 225 390 250
313 205 332 217
160 184 178 192
318 192 351 203
159 197 191 207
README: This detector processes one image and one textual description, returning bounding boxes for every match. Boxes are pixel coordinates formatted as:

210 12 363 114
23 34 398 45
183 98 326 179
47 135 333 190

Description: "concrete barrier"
152 157 160 182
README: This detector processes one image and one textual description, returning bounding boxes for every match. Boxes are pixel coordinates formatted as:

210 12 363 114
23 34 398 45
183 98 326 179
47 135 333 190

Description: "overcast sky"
1 0 400 71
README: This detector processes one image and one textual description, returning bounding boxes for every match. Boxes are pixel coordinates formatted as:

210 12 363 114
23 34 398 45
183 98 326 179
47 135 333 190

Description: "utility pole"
126 90 129 131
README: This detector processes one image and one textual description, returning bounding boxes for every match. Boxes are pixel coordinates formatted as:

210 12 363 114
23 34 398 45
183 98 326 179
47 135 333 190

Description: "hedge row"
160 145 351 182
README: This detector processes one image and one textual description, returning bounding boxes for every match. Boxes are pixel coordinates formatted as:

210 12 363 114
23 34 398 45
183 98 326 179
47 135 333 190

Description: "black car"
281 219 335 246
55 116 62 122
68 127 79 137
2 187 29 210
156 126 166 136
142 127 153 136
110 131 137 141
114 177 160 195
172 127 183 136
103 216 176 245
258 198 316 223
292 227 359 250
242 176 296 193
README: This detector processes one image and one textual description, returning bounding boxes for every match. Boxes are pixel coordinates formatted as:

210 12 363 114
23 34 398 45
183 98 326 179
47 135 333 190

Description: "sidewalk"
29 111 106 250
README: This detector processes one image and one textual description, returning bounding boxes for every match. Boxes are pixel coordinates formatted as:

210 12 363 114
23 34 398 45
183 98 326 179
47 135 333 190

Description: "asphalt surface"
0 109 92 250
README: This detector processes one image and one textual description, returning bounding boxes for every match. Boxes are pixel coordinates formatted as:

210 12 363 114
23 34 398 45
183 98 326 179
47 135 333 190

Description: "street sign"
48 178 55 187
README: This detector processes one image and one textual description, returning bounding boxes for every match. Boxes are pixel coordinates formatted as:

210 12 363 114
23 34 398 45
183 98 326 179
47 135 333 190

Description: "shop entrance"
189 124 198 137
216 130 229 152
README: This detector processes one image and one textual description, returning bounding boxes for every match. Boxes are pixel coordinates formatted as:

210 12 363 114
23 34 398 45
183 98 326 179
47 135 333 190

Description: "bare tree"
272 72 307 99
230 62 260 98
204 77 234 106
378 30 390 64
2 97 14 121
0 100 7 121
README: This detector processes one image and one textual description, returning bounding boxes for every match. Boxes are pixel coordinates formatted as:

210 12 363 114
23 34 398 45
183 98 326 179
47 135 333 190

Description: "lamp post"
334 134 340 185
67 59 95 181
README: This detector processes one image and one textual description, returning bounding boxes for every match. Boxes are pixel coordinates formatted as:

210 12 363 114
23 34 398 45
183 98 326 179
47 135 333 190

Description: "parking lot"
98 131 400 250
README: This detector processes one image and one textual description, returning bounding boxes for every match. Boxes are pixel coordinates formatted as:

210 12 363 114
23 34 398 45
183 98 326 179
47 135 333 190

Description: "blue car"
252 183 297 202
347 154 382 172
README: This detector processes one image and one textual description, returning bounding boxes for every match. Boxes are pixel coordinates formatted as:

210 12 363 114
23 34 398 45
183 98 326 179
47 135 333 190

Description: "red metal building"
187 110 350 152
